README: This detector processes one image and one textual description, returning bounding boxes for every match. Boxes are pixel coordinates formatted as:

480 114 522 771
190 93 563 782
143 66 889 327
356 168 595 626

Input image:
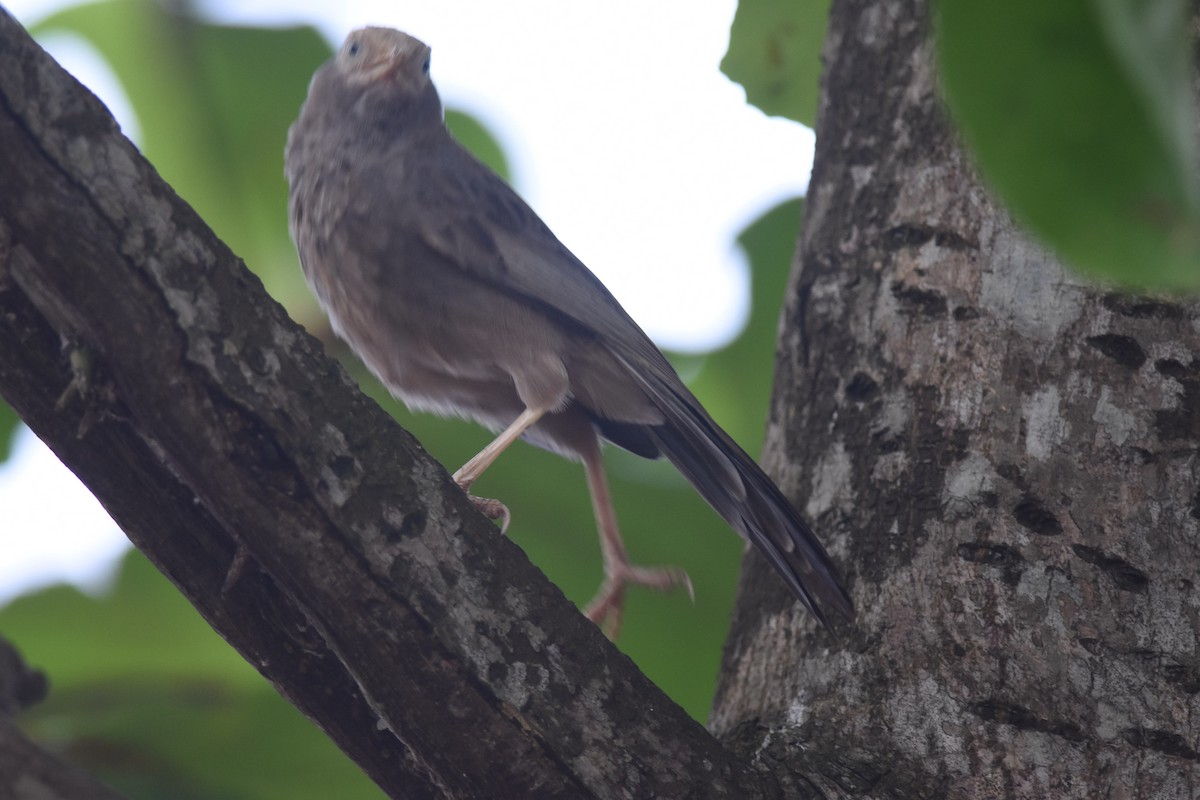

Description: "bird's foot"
457 483 511 534
584 563 693 639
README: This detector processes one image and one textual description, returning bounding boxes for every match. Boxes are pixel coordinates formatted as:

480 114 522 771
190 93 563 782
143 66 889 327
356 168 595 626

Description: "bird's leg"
580 439 693 639
453 406 546 532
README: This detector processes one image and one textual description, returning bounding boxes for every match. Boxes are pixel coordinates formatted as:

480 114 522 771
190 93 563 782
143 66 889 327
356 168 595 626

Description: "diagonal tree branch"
0 11 769 799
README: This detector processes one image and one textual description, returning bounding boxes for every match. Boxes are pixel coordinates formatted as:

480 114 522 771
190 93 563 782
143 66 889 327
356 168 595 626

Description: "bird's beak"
379 46 404 79
362 56 398 83
377 46 417 85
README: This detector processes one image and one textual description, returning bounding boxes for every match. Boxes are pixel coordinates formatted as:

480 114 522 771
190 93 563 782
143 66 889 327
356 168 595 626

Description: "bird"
285 26 853 637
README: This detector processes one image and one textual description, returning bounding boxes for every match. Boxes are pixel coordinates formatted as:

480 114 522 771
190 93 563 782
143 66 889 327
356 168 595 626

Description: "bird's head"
301 26 442 133
335 27 432 94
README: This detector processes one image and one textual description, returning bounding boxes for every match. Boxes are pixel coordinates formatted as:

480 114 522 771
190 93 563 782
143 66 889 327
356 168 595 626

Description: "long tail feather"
622 361 854 627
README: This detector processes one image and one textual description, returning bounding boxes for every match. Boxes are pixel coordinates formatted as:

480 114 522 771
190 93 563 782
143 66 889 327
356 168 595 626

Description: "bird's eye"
347 41 361 57
422 56 430 75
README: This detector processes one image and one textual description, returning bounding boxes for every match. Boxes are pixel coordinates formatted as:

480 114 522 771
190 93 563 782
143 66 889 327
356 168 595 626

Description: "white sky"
1 0 815 604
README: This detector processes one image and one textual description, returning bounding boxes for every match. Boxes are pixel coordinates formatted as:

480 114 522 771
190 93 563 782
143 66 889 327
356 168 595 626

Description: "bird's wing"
405 142 669 365
402 139 854 625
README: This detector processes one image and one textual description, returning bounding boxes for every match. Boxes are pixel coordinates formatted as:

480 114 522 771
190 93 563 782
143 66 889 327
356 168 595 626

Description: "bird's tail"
630 368 854 629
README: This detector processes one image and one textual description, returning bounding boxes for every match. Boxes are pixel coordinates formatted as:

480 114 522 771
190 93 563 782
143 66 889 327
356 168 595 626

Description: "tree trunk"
713 1 1200 797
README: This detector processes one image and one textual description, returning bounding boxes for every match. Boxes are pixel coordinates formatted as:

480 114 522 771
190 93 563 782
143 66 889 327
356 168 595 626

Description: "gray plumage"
285 27 852 631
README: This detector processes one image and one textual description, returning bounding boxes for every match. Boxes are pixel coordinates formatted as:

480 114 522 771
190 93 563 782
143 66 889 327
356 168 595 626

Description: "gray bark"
0 10 767 799
713 1 1200 798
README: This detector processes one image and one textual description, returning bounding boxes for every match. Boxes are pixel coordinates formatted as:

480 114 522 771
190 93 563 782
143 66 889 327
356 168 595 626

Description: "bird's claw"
584 564 692 639
460 488 511 534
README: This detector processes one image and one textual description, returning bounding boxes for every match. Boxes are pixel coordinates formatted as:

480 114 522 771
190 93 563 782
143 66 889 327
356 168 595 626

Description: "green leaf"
0 401 19 463
685 198 803 452
447 109 511 182
2 552 249 686
3 552 382 799
721 0 830 125
936 0 1200 289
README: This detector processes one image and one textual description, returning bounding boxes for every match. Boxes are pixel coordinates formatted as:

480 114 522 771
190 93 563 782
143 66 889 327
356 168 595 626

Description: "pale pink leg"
579 438 693 639
453 407 546 533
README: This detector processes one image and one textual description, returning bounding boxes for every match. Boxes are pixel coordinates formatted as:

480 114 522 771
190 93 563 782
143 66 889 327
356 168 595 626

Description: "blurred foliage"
445 108 511 185
937 0 1200 289
689 199 803 446
721 0 830 125
0 554 381 799
3 2 809 798
0 401 17 462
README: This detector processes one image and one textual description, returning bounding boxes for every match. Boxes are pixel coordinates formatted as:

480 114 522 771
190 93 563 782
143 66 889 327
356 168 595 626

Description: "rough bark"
0 11 767 799
713 1 1200 798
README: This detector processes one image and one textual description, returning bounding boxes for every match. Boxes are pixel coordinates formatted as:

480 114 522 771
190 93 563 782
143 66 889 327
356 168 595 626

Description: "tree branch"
0 11 767 799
